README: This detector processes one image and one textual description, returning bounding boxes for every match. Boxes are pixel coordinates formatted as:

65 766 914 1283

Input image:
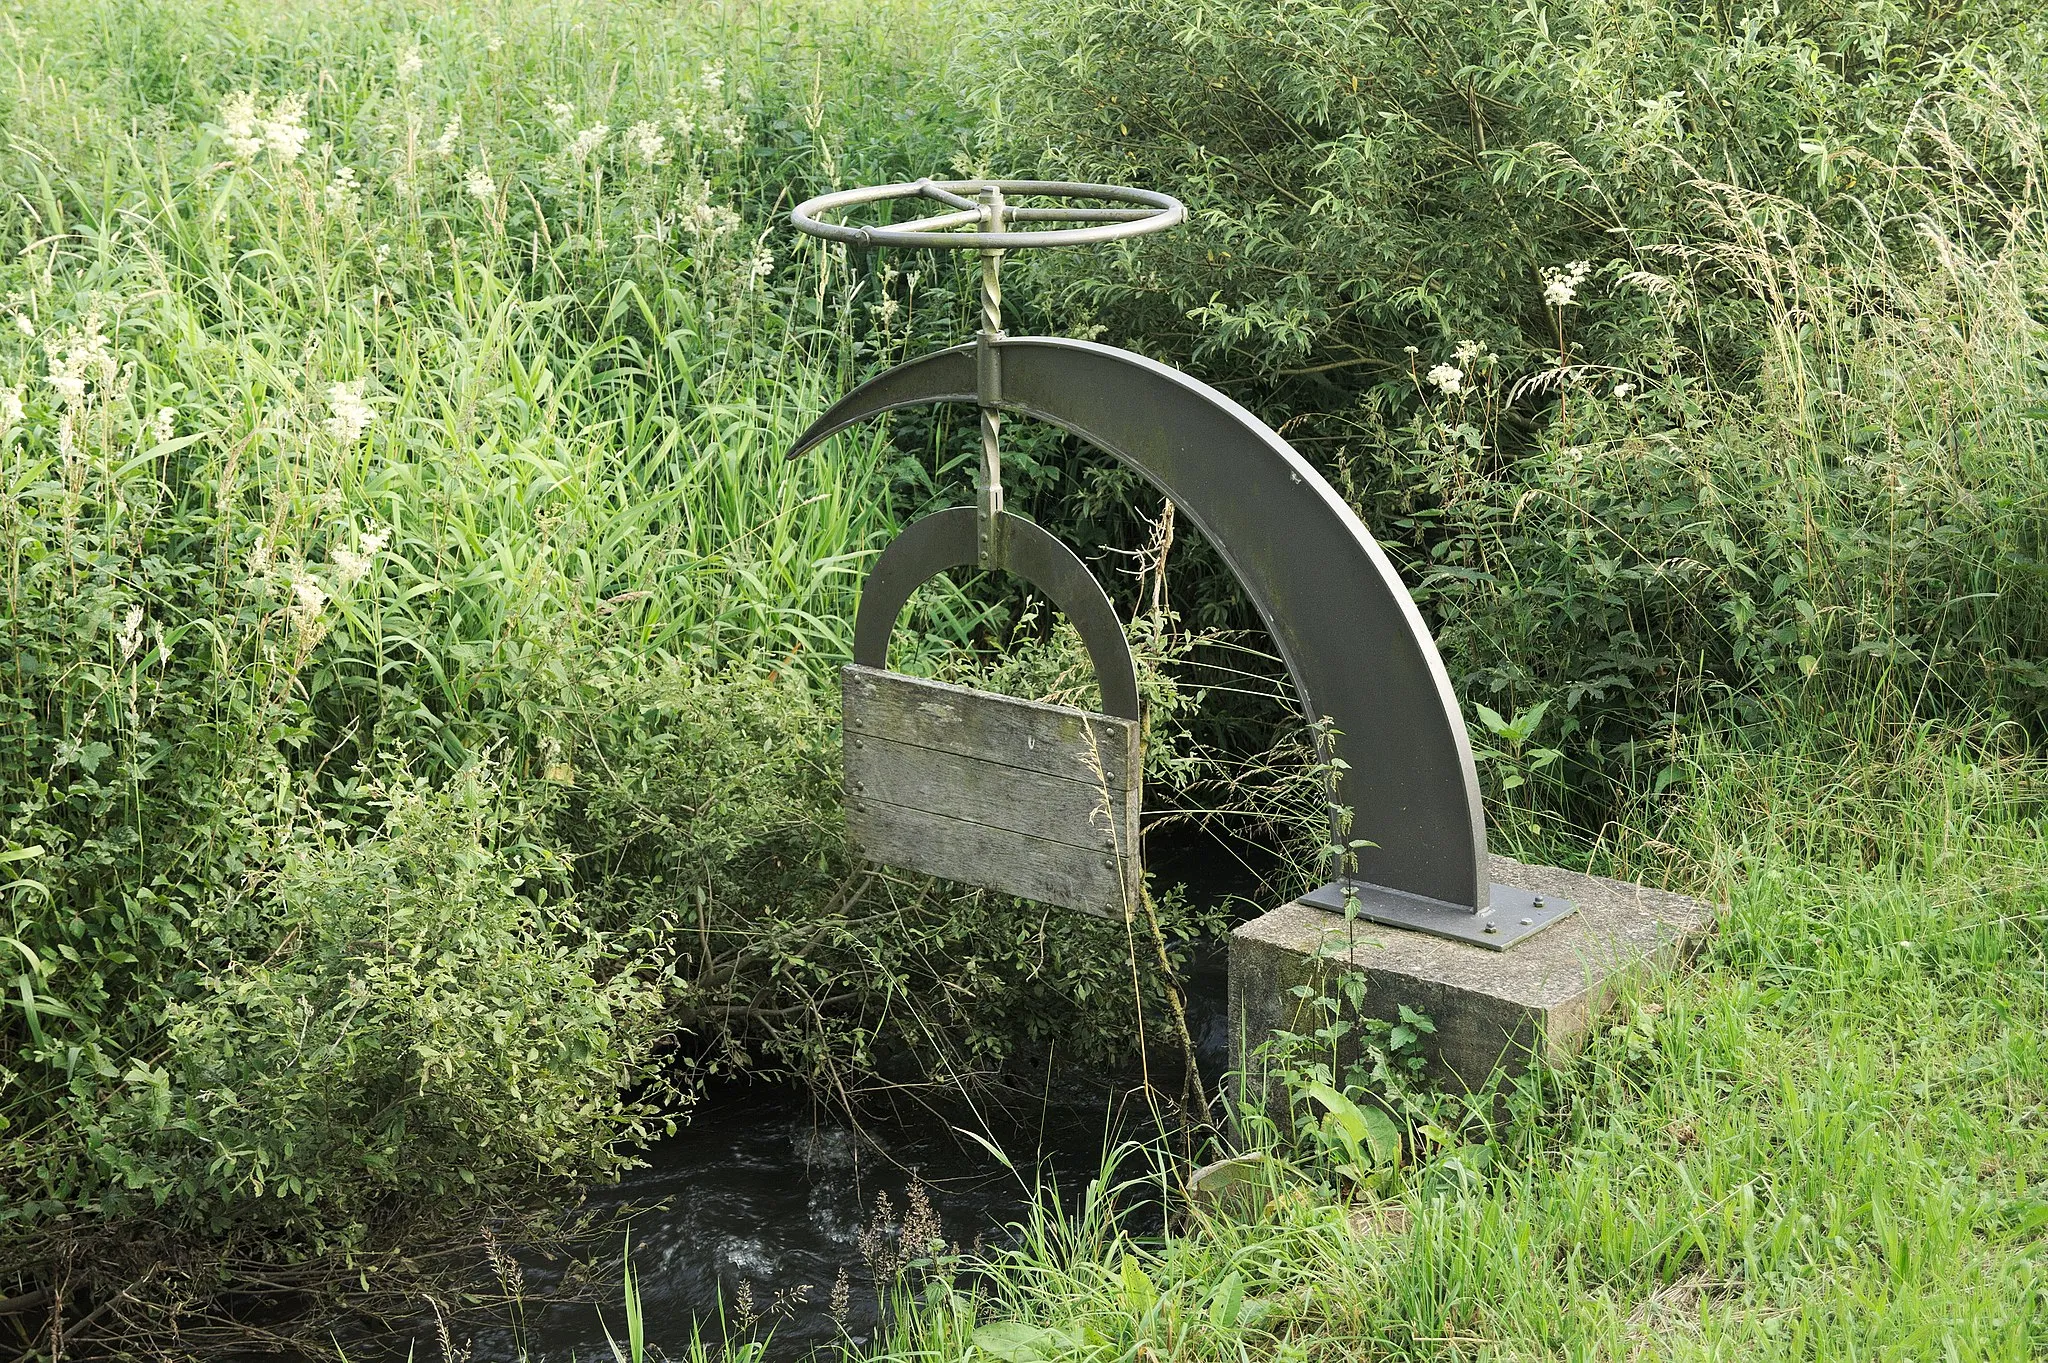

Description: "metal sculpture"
790 178 1573 948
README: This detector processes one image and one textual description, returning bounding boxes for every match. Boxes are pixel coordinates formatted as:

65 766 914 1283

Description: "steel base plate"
1298 879 1576 951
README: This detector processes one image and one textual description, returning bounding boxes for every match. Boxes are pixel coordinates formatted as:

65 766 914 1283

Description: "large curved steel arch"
790 337 1490 914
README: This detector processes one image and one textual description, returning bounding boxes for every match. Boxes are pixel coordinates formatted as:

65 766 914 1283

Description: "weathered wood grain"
841 665 1136 788
848 797 1130 918
841 665 1142 916
848 734 1128 851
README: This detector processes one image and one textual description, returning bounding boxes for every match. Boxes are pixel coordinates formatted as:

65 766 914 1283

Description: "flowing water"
400 833 1274 1363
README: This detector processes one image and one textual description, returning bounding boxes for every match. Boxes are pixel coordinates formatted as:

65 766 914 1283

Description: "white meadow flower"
751 247 774 280
1453 339 1485 364
1426 363 1464 395
13 313 32 337
627 120 669 167
324 379 376 444
220 91 263 160
396 47 424 82
334 528 389 586
324 165 361 212
152 406 176 444
568 123 609 164
117 605 144 661
545 100 576 131
1612 381 1636 398
699 61 725 95
288 572 329 632
432 114 462 158
332 545 370 585
465 166 497 202
1542 260 1591 308
45 319 116 410
0 386 22 434
261 95 311 164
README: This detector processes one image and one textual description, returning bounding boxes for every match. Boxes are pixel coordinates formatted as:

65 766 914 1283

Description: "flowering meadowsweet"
220 91 264 160
546 101 576 131
1426 363 1464 395
221 92 311 163
627 120 669 167
432 114 462 158
1453 339 1486 364
324 165 361 212
45 318 117 410
117 605 145 662
0 386 22 435
751 247 774 280
262 95 311 163
13 313 32 338
1542 260 1592 308
396 47 424 82
331 526 391 587
465 166 497 202
288 571 329 636
324 380 376 444
568 123 609 164
699 61 725 95
153 407 176 444
1612 381 1636 398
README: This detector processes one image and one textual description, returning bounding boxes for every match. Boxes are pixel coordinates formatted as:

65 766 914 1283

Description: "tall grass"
862 720 2048 1360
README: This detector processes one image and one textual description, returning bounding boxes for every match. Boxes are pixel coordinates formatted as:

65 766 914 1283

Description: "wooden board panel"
842 665 1135 789
843 665 1140 917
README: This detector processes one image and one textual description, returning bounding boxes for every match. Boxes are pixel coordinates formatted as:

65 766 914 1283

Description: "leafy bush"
985 0 2048 817
93 770 668 1232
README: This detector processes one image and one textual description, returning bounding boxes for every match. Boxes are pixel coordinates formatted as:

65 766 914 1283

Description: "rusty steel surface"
850 506 1141 722
791 338 1494 917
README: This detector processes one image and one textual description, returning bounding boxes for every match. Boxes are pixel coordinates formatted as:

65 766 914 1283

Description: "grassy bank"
0 0 1226 1348
865 725 2048 1359
2 0 2044 1355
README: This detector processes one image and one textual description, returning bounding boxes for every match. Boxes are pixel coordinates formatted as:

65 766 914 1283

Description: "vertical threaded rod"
975 186 1006 569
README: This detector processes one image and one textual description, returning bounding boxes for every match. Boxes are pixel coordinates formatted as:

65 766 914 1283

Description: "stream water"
402 833 1273 1363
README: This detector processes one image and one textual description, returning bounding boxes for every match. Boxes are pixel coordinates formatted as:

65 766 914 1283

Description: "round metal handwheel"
791 178 1183 250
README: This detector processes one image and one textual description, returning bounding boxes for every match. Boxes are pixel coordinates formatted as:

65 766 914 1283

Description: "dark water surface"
397 831 1273 1363
429 946 1231 1363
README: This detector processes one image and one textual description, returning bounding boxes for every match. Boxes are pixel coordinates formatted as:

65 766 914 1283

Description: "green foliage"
0 0 1222 1312
862 725 2048 1362
987 0 2048 821
118 769 668 1232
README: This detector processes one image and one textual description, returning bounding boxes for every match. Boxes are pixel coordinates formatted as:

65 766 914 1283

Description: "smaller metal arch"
853 508 1141 722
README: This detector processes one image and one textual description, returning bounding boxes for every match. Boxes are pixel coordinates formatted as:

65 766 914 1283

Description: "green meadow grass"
861 727 2048 1361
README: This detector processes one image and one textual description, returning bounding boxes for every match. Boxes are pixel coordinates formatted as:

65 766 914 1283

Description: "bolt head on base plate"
1298 879 1577 951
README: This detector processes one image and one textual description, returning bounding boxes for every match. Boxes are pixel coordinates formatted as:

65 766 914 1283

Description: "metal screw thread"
976 186 1006 568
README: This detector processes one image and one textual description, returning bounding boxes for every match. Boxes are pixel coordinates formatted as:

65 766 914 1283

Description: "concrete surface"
1229 855 1718 1095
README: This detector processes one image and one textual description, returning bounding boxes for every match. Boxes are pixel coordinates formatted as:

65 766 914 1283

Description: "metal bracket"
1298 879 1576 951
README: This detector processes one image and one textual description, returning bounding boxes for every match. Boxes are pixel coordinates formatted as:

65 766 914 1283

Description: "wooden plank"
847 733 1133 853
842 665 1136 789
841 665 1143 916
847 797 1132 918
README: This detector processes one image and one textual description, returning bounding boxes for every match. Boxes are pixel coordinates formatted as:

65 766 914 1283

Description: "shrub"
985 0 2048 816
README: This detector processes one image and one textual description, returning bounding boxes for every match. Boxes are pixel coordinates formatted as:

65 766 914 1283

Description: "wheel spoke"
792 178 1184 250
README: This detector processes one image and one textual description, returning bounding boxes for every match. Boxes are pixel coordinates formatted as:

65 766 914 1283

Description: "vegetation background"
0 0 2042 1356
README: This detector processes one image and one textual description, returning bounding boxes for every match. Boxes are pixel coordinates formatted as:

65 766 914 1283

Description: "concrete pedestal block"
1229 855 1717 1096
